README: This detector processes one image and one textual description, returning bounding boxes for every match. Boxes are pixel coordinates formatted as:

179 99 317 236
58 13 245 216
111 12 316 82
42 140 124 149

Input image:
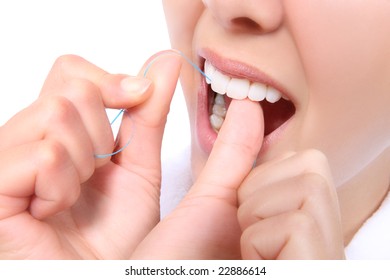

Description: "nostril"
231 17 262 33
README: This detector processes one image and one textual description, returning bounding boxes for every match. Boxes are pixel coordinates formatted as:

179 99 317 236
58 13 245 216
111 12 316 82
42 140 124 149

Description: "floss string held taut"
94 50 211 159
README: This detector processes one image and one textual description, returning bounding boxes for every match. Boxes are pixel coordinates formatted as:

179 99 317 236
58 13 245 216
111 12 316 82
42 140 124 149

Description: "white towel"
160 88 193 218
345 191 390 259
160 143 192 218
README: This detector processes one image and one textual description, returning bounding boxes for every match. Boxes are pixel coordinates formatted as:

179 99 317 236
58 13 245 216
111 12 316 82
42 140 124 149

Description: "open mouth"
204 60 296 137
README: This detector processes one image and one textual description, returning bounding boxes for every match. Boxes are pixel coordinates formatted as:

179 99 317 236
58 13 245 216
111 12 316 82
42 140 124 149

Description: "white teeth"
205 60 288 132
248 83 267 102
210 93 226 132
210 71 230 96
212 104 227 117
266 87 282 103
214 93 225 106
209 114 224 131
204 61 216 84
227 78 250 100
204 60 286 103
212 93 227 118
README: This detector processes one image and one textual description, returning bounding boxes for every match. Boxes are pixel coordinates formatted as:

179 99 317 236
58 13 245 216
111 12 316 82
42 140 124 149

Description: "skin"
0 0 389 259
0 51 263 259
0 53 182 259
157 0 390 258
0 51 266 259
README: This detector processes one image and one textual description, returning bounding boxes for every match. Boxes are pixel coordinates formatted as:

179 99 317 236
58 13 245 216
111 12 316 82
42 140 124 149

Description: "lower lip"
196 78 217 155
196 78 292 158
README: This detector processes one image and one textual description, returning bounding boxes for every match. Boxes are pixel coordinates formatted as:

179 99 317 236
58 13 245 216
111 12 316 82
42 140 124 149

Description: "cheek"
288 1 390 184
288 0 390 109
302 95 390 186
163 0 204 51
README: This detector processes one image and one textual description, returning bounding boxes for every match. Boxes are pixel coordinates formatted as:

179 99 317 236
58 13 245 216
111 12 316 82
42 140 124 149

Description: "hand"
238 150 345 259
0 52 181 259
131 99 264 259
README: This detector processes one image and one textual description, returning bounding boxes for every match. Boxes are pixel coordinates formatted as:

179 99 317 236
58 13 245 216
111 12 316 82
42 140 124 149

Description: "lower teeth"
210 114 224 131
209 90 296 136
210 93 226 132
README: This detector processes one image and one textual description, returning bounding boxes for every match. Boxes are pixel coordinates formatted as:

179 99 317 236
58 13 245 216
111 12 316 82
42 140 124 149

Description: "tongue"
261 98 295 136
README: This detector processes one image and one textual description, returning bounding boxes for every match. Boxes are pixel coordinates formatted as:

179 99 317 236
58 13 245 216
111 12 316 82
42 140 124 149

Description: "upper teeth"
205 60 284 103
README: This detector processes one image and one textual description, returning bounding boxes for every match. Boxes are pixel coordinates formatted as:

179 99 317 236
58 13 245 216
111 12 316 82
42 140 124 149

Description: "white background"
0 0 190 160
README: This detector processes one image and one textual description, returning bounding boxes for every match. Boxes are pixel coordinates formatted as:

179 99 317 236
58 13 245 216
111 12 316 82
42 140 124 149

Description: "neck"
338 149 390 246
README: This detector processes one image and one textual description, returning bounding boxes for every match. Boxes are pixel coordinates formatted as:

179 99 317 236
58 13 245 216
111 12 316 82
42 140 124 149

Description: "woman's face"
163 0 390 187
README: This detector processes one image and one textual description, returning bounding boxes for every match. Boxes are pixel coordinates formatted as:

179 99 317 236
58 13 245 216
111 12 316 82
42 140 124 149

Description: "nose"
202 0 283 34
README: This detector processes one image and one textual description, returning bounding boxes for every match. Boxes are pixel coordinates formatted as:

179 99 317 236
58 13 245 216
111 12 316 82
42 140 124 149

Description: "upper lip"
198 48 293 102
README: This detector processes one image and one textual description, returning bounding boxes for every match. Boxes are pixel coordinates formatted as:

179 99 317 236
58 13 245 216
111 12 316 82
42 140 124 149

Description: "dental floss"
143 50 211 83
94 50 211 159
94 109 134 159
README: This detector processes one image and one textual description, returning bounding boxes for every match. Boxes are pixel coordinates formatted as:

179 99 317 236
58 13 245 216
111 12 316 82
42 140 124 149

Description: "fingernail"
120 76 152 95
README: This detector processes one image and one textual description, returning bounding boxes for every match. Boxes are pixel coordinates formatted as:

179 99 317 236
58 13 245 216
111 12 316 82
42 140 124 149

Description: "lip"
195 48 296 158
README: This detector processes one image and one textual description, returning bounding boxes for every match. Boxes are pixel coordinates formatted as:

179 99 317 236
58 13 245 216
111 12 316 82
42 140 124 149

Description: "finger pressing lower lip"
195 99 264 193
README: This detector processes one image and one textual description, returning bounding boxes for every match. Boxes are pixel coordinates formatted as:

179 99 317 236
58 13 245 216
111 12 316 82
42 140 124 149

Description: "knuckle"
240 228 250 244
301 149 329 167
237 204 250 228
299 172 331 200
237 203 245 219
288 211 319 237
238 194 267 231
37 139 68 170
53 54 84 74
65 79 102 107
43 95 78 124
240 224 256 246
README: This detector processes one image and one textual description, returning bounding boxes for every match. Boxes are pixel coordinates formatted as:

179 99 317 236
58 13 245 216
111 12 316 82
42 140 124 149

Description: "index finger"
40 54 153 109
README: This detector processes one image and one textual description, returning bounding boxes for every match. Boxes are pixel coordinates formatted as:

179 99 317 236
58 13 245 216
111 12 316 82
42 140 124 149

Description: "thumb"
194 99 264 195
113 51 182 183
131 99 264 259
